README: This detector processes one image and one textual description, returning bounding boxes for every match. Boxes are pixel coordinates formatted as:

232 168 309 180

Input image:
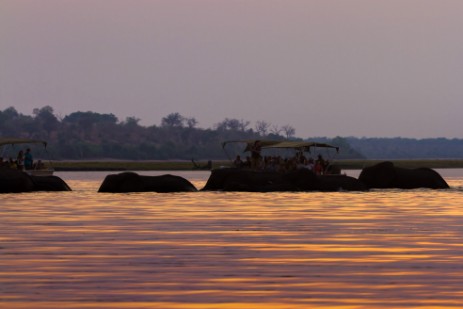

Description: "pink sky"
2 0 463 138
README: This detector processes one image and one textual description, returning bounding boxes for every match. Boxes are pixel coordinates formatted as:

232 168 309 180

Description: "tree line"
0 106 362 160
346 137 463 159
3 106 460 161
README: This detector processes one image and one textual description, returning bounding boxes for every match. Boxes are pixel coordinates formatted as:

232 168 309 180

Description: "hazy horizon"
2 1 463 139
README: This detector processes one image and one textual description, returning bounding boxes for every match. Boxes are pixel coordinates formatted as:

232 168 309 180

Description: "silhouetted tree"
215 118 252 132
161 113 184 128
270 125 282 135
255 120 270 136
124 116 141 127
2 106 19 119
281 124 296 139
33 106 59 135
186 117 198 128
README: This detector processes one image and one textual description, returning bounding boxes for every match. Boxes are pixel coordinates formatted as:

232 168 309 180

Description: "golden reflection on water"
1 171 463 308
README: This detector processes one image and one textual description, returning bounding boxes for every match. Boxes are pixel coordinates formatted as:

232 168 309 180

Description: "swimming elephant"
358 161 449 189
201 168 315 192
98 172 198 193
0 167 72 193
0 167 35 193
202 168 366 192
30 175 72 191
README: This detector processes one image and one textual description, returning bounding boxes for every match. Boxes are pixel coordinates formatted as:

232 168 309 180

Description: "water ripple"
1 171 463 308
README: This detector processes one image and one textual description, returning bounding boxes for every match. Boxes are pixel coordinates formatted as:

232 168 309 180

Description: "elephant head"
359 161 449 189
358 161 397 188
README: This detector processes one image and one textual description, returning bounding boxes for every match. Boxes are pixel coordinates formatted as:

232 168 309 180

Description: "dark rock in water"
31 175 72 191
0 167 71 193
98 172 198 193
358 161 449 189
202 168 366 192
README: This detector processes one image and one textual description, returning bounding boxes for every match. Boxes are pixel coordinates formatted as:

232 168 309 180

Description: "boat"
0 138 54 176
222 140 340 153
222 139 340 173
200 140 368 192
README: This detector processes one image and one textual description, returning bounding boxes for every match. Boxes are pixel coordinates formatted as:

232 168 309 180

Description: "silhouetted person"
233 155 243 168
16 150 24 170
250 140 262 169
24 148 33 170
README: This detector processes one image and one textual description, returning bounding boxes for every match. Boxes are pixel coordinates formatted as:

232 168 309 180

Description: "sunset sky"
2 0 462 138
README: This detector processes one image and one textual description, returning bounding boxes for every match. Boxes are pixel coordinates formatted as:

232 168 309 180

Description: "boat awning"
0 138 48 148
222 140 339 153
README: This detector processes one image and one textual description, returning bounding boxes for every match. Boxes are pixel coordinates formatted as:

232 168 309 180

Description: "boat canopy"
222 140 339 153
0 138 48 148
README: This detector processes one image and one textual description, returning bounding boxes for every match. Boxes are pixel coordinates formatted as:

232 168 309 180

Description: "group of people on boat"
0 148 44 171
233 140 331 175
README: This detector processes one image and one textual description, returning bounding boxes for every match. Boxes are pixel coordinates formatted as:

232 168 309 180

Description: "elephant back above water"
0 167 35 193
31 175 72 191
98 172 198 193
201 168 320 192
0 167 72 193
358 161 449 189
202 168 367 192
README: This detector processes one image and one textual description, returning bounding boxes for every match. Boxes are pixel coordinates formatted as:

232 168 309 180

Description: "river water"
1 170 463 309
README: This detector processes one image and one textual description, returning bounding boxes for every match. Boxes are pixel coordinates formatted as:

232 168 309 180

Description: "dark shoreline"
50 159 463 172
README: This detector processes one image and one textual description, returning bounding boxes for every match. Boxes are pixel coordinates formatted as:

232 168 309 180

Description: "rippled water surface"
1 170 463 308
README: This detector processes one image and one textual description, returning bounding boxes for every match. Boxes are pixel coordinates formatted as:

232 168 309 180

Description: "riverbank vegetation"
0 106 362 160
1 106 462 161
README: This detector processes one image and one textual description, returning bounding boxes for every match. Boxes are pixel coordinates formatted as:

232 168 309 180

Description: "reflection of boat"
0 138 54 176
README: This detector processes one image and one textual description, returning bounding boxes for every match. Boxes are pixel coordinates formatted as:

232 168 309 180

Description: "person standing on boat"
233 155 244 168
24 148 33 170
8 158 17 169
314 154 326 175
250 140 262 170
16 150 24 170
